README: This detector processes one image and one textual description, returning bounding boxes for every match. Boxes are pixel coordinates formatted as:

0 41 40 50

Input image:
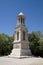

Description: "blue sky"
0 0 43 36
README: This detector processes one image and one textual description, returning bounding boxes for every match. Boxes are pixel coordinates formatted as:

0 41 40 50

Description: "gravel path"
0 56 43 65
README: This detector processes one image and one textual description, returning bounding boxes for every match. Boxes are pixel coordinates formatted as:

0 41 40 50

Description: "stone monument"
9 12 32 58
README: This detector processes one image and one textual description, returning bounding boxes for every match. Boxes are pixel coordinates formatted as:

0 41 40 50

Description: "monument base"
9 48 32 58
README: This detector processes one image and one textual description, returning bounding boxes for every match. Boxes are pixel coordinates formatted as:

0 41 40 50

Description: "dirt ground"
0 56 43 65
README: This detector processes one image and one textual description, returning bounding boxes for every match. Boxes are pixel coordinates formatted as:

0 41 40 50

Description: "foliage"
38 39 43 57
0 33 13 56
28 31 43 57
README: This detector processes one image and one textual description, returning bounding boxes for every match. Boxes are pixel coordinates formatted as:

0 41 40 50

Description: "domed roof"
17 12 25 18
18 12 24 16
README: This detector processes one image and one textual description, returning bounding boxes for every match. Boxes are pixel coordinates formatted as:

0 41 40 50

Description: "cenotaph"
9 12 32 58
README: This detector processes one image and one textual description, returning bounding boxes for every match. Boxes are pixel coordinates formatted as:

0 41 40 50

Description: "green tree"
38 39 43 57
28 32 40 56
0 33 13 56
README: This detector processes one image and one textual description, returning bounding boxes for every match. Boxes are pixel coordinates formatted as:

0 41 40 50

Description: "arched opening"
17 32 19 40
19 18 20 24
21 18 22 24
23 19 24 24
23 31 25 40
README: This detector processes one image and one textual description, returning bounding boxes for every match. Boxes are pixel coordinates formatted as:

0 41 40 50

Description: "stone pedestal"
9 41 32 58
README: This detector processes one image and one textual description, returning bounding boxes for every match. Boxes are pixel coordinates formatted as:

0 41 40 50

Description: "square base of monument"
9 48 32 58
